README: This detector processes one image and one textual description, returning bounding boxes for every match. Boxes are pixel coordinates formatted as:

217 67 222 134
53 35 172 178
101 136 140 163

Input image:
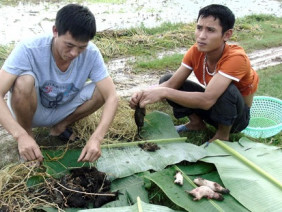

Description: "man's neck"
206 43 226 65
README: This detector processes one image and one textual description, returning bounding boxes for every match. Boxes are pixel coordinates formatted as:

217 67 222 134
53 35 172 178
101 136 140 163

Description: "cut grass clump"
73 98 138 143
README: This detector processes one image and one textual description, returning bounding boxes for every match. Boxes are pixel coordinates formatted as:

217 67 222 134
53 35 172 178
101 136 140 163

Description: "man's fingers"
78 149 101 162
77 149 87 162
33 148 44 162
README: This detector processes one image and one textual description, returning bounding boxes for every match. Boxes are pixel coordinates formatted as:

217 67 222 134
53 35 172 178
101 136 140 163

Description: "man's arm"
0 69 43 162
78 76 118 162
0 69 25 138
137 68 232 110
130 65 192 109
162 73 232 110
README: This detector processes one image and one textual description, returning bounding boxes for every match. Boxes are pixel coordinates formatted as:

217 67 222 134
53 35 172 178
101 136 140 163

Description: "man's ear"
52 26 58 37
223 29 233 42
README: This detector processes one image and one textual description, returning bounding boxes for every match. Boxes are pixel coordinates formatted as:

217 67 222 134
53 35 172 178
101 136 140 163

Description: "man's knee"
210 83 245 126
12 75 36 102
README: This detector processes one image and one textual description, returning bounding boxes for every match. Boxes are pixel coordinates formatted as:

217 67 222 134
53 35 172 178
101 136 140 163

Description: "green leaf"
77 197 179 212
97 141 207 180
43 149 90 178
141 111 180 139
176 161 216 176
103 173 150 208
26 175 44 187
145 165 248 212
202 137 282 211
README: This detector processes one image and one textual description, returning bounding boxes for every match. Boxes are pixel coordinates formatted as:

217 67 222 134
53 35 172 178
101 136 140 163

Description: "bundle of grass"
0 163 59 211
74 98 138 144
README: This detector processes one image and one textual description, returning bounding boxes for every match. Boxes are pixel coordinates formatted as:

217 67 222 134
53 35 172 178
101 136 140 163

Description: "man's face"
195 16 227 53
53 28 88 62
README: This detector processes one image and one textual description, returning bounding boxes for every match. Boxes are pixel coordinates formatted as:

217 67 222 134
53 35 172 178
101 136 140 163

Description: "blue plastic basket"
242 96 282 138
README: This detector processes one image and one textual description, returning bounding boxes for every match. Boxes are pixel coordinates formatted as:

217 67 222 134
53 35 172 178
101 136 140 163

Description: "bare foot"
185 114 207 131
185 122 207 131
208 124 231 143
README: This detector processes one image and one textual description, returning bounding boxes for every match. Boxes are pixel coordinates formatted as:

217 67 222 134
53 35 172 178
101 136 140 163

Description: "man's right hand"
17 133 44 162
129 91 143 109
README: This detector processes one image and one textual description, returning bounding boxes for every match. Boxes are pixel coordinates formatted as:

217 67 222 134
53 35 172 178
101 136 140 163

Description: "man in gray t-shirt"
0 4 118 164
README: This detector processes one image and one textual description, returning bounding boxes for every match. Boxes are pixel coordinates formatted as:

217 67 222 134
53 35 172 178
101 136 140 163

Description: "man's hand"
77 139 101 162
139 87 165 108
17 133 44 162
130 87 165 109
129 91 143 109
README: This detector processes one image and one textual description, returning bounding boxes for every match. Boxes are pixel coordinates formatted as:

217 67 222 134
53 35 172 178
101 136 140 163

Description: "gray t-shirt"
3 34 108 108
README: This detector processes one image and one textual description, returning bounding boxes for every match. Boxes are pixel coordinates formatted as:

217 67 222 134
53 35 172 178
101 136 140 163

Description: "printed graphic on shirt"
40 80 79 108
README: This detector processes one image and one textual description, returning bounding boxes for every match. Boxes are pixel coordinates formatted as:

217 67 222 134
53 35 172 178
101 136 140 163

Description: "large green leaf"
43 139 207 180
145 165 248 212
202 137 282 212
97 141 207 180
141 111 180 139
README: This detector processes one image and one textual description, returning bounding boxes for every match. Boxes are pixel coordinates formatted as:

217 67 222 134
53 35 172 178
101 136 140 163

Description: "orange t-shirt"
182 43 259 96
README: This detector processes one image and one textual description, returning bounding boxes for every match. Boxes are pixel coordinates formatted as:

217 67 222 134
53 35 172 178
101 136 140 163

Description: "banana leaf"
79 197 181 212
202 137 282 211
40 197 180 212
103 172 150 207
145 165 249 212
43 140 207 180
141 110 179 139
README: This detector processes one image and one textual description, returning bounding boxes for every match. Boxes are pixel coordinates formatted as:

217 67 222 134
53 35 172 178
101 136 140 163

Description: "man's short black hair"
197 4 235 34
55 4 96 42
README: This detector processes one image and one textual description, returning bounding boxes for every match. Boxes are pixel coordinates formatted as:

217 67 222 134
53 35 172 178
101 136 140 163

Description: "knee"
91 87 105 106
12 75 36 103
217 83 241 104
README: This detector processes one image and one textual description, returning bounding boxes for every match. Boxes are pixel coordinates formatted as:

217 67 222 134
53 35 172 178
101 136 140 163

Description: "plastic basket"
242 96 282 138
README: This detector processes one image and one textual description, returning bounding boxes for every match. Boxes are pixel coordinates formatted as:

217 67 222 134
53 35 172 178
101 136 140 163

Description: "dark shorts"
159 74 250 133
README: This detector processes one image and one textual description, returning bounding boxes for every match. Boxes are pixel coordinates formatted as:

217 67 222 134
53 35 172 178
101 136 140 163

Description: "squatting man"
130 4 259 144
0 4 118 164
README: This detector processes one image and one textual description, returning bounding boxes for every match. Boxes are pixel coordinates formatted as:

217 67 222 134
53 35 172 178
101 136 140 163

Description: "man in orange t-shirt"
130 4 259 144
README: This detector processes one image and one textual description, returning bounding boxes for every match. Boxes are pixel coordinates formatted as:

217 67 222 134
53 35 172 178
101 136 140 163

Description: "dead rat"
174 171 183 186
187 186 224 201
193 177 230 194
134 103 146 138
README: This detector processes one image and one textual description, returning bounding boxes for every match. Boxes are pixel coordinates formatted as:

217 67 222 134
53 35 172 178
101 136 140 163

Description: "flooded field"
0 0 281 45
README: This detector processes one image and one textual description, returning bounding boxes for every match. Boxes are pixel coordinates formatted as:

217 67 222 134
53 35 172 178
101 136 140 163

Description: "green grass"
256 63 282 99
132 53 183 73
233 15 282 52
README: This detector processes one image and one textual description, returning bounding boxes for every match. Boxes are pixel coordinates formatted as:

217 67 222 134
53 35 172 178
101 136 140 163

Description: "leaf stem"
214 139 282 190
101 137 187 148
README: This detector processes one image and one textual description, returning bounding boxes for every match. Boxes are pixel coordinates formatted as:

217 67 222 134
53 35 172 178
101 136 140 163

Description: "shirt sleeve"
2 42 32 75
218 54 250 82
181 45 197 70
87 43 109 83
